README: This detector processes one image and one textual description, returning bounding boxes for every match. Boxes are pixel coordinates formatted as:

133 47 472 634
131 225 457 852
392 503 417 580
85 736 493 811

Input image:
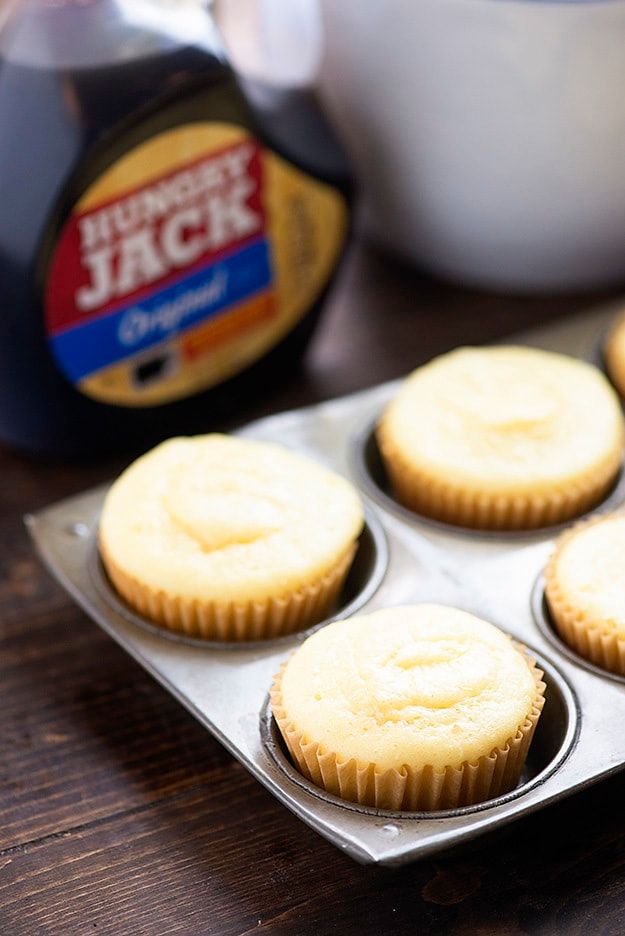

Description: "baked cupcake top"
546 513 625 641
99 434 364 605
380 346 623 500
277 604 538 772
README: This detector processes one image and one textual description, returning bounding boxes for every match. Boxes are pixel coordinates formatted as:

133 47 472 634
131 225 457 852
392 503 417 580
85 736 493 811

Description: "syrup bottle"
0 0 352 455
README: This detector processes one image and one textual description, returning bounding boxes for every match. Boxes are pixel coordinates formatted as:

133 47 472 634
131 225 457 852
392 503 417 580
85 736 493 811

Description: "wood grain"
4 767 625 935
2 242 624 935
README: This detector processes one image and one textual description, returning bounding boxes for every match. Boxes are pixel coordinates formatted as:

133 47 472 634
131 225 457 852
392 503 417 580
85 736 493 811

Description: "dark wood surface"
3 242 625 936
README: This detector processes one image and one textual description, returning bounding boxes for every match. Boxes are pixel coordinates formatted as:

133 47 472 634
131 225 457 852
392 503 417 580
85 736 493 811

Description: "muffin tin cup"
531 575 625 687
351 415 625 543
261 648 577 821
588 325 610 377
88 508 389 652
268 654 550 814
26 300 625 866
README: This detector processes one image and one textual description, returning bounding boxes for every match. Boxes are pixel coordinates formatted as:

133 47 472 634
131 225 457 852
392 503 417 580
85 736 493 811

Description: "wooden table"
3 242 625 936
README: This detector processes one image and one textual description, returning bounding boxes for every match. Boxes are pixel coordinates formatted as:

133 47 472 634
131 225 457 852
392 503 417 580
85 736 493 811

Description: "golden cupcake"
99 434 364 641
545 512 625 674
271 604 545 811
604 312 625 399
377 346 624 531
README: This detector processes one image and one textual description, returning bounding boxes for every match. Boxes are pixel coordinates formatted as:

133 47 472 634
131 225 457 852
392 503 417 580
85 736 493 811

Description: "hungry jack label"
45 122 348 406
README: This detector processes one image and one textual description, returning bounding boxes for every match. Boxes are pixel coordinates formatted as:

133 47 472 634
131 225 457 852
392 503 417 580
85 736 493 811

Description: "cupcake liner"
100 541 356 642
604 314 625 400
545 517 625 674
376 421 621 531
270 652 546 811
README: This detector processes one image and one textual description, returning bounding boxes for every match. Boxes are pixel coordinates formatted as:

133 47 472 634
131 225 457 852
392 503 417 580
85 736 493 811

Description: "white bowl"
317 0 625 290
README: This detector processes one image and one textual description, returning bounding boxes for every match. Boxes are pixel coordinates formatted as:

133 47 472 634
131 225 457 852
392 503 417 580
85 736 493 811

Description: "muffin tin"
26 301 625 866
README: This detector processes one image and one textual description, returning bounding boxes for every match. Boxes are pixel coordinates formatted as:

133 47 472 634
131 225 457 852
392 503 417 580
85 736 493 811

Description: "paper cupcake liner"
100 541 356 642
604 314 625 400
376 421 621 531
545 516 625 674
270 653 546 811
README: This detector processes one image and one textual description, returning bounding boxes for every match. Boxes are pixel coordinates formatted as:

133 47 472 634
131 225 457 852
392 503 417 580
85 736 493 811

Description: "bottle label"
44 122 348 406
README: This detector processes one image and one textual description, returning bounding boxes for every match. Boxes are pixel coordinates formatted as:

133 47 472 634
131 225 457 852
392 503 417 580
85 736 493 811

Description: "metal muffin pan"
26 301 625 866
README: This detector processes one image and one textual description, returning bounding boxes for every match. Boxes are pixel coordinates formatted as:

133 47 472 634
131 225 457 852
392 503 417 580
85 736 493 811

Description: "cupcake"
604 313 625 399
545 512 625 674
377 346 624 531
99 434 364 641
271 604 545 811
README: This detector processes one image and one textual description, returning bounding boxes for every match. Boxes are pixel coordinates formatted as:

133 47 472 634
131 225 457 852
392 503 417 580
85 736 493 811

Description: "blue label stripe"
50 238 272 382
